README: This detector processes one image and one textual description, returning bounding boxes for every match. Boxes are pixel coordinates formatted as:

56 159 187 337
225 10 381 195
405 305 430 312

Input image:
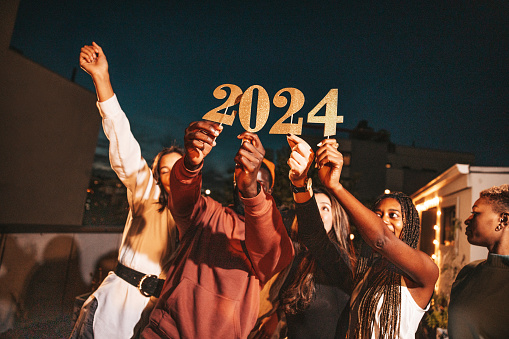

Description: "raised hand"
183 121 223 170
315 138 343 191
286 134 314 186
79 42 113 101
79 42 108 78
234 132 265 198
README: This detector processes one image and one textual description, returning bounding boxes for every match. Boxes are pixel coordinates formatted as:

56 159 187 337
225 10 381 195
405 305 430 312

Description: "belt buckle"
138 274 158 297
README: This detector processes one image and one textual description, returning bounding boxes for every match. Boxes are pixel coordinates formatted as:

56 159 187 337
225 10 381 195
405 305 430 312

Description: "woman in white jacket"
70 42 183 338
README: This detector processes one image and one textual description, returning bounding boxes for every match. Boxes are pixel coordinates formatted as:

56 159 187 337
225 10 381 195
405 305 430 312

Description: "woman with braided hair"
312 137 439 339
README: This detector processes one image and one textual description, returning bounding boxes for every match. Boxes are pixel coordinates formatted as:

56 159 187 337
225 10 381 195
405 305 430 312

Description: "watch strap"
291 178 312 193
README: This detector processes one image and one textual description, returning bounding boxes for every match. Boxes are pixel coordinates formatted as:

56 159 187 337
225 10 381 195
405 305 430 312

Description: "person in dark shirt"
251 134 355 339
448 184 509 338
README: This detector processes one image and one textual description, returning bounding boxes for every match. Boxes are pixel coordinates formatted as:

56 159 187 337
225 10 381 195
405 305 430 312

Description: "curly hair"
479 184 509 214
350 191 420 339
152 146 185 212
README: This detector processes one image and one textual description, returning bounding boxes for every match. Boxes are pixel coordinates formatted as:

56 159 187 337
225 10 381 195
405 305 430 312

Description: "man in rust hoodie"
142 120 294 339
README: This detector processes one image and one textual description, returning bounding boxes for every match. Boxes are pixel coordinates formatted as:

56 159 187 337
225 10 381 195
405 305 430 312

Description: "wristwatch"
291 177 312 193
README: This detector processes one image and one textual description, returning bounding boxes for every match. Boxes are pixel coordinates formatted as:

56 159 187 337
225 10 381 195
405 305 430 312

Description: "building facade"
411 164 509 295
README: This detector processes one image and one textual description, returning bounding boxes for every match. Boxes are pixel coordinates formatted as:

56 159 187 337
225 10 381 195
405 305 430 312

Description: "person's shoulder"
452 259 485 287
460 259 485 272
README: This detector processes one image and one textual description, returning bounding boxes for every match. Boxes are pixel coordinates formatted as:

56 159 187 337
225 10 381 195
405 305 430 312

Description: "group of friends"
71 42 509 339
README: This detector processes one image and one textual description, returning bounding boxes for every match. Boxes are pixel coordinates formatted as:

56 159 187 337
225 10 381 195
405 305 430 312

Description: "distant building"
411 164 509 296
304 121 475 203
82 161 128 226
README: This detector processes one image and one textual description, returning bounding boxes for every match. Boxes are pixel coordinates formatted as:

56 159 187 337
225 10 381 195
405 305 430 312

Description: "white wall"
0 233 121 331
413 165 509 295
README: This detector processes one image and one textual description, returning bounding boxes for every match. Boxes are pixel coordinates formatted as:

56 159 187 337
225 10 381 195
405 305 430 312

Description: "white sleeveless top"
351 273 429 338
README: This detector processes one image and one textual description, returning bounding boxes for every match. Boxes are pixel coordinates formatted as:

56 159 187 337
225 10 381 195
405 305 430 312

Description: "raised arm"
294 197 353 290
287 134 352 287
80 42 150 194
79 42 114 102
286 134 315 204
236 132 294 283
315 139 438 294
169 121 222 235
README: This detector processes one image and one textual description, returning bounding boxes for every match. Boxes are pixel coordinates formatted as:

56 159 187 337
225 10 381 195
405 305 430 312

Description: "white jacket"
84 94 177 338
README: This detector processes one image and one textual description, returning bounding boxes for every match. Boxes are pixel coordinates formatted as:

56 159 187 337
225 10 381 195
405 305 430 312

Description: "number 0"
238 85 270 133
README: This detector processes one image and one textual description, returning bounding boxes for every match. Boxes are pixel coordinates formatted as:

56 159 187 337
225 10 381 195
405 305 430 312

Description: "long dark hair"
281 187 356 315
152 146 185 212
351 191 420 339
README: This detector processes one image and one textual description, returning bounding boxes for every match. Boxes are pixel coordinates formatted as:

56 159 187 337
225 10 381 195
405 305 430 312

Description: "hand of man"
315 138 343 191
183 121 223 170
234 132 265 198
286 134 314 187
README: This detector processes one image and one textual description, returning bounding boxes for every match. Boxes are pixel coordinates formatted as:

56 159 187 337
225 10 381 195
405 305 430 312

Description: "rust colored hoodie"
142 158 294 339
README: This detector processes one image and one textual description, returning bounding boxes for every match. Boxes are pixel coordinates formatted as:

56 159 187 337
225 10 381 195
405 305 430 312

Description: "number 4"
307 89 343 137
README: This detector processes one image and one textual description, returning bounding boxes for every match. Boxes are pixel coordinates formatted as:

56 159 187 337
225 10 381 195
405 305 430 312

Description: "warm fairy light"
349 234 355 240
431 254 437 260
433 239 439 245
205 189 211 195
433 225 439 231
415 196 440 212
384 189 391 194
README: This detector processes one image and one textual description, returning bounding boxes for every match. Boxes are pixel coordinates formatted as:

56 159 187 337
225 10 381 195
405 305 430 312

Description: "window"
420 208 437 256
441 206 456 245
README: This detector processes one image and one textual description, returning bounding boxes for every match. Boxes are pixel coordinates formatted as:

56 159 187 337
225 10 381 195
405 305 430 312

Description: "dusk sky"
10 0 509 175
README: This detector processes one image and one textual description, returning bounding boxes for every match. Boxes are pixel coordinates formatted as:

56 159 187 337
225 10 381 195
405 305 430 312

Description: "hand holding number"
183 121 223 170
234 132 265 198
286 134 314 186
315 138 343 191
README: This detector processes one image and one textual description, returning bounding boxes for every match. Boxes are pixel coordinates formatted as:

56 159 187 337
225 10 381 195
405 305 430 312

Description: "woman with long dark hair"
277 134 355 339
312 137 439 339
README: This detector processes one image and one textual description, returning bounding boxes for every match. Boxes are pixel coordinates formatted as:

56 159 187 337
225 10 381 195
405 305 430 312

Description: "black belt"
114 262 165 298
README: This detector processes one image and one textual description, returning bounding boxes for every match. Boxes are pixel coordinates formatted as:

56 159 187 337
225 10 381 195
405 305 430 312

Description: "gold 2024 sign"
202 84 343 136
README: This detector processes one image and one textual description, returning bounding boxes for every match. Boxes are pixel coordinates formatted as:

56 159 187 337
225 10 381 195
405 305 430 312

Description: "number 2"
202 84 243 126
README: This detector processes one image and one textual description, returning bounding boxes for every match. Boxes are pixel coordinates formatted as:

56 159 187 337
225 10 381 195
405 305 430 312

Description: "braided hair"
351 191 420 339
